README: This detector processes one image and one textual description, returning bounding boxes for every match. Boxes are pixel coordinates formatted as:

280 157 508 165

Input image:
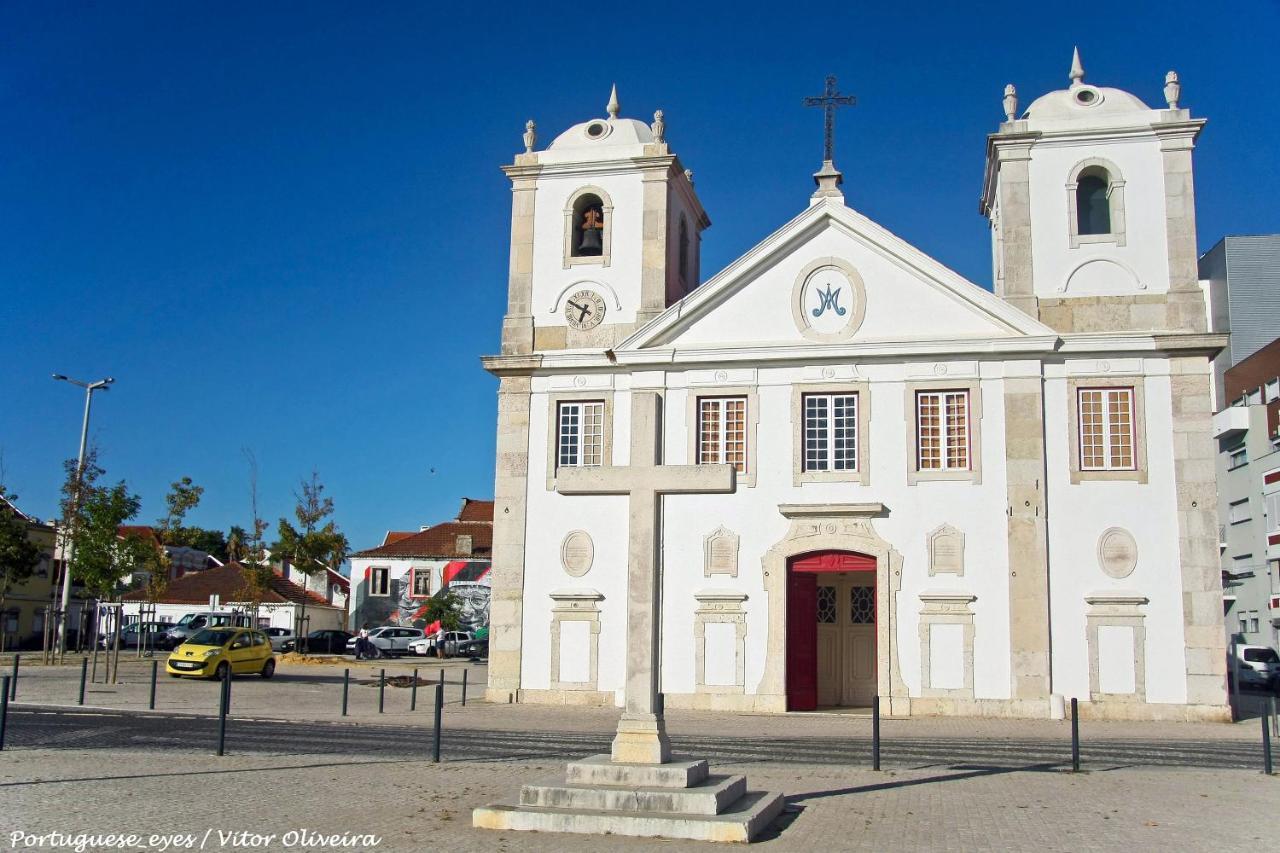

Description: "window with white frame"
410 567 431 599
1266 492 1280 533
1229 499 1252 525
1249 611 1261 633
698 397 747 473
369 567 390 597
557 401 605 469
1239 611 1250 634
916 390 970 471
1077 387 1136 471
803 393 858 472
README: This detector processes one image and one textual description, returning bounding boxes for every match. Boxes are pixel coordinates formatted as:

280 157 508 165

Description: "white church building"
482 53 1229 721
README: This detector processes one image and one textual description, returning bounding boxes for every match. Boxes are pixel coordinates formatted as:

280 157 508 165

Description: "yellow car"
166 627 276 680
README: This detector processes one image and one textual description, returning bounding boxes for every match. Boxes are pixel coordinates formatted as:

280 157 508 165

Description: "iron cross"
803 75 856 164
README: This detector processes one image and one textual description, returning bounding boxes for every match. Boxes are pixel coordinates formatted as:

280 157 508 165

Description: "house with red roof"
348 498 492 635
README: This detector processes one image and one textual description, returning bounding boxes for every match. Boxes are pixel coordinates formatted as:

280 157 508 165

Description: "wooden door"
815 583 841 706
786 571 818 711
844 578 877 705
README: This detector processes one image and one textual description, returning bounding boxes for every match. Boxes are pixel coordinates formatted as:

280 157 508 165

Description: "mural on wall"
352 560 491 636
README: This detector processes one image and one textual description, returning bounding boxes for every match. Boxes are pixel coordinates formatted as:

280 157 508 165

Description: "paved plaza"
1 657 1277 852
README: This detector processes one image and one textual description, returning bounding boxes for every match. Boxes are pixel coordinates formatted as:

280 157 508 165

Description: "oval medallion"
561 530 595 578
1097 527 1138 579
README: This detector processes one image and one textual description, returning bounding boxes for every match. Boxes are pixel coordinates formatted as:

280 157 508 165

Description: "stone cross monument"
556 391 735 763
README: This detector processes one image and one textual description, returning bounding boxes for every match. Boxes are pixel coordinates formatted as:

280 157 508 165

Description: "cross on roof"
803 75 856 165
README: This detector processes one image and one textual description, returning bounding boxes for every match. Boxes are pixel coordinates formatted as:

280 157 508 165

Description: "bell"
578 225 603 255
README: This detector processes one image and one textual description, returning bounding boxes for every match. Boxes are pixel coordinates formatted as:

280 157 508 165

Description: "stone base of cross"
556 391 736 764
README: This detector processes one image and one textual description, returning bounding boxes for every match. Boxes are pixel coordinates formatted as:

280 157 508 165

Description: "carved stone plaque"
703 526 739 577
928 524 965 576
1097 527 1138 579
560 530 594 578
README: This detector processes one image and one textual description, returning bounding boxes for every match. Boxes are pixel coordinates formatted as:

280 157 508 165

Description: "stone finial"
651 109 665 143
523 119 536 153
684 168 694 185
606 84 620 119
1164 70 1181 109
1069 46 1085 88
1002 84 1018 121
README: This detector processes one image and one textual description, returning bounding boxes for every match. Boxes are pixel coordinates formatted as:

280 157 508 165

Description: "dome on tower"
1021 48 1154 124
539 85 659 163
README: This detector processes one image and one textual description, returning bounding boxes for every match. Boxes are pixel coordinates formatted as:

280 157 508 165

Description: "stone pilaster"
993 138 1037 318
501 171 538 354
1168 357 1228 709
1159 128 1206 332
485 374 533 702
637 168 670 327
1003 374 1052 700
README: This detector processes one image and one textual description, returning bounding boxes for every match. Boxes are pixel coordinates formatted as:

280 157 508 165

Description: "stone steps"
520 773 747 815
473 790 785 843
566 754 708 787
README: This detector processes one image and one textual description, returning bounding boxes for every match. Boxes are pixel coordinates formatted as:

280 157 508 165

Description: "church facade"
482 57 1229 721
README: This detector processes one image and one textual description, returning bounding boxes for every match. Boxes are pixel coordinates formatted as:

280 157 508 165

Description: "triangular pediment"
618 199 1054 354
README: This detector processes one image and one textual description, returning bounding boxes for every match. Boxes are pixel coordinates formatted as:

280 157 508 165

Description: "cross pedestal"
556 392 735 764
473 391 785 842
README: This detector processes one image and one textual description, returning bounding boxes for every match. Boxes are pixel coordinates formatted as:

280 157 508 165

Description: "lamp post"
52 374 114 653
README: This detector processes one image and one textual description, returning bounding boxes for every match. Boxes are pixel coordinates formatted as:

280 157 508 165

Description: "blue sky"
2 2 1278 551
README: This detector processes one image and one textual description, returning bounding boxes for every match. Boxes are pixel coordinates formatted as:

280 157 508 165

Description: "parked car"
263 627 295 652
408 630 473 658
99 621 171 650
344 626 425 658
163 611 252 648
1230 645 1280 691
458 637 488 659
282 629 354 655
165 627 276 680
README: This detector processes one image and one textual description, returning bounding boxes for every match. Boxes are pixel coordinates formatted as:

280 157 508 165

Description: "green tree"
272 472 348 650
0 484 44 653
424 590 462 658
226 525 247 563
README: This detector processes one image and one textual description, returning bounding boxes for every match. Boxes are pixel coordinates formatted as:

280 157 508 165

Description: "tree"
0 483 43 653
226 526 247 563
423 590 462 658
272 471 348 652
232 451 272 629
151 476 228 561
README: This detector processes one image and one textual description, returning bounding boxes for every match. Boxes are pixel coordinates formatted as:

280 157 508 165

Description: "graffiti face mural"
353 560 491 635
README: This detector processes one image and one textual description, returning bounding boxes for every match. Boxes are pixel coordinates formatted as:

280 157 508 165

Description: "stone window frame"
918 592 976 698
545 390 615 491
1084 593 1148 702
693 590 748 694
686 385 759 488
549 589 604 691
562 185 614 269
791 381 872 486
1066 376 1148 484
368 566 391 597
1066 158 1127 249
407 566 432 600
905 380 984 485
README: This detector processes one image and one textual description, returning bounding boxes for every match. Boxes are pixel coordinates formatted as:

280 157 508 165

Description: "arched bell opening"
571 193 605 257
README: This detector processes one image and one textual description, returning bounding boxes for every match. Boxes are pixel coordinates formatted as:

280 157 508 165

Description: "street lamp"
52 373 115 652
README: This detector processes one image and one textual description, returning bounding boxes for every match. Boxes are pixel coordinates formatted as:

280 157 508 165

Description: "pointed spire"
1069 46 1085 88
606 84 620 119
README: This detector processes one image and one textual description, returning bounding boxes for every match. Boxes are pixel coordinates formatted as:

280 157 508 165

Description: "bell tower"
981 49 1207 333
499 87 710 355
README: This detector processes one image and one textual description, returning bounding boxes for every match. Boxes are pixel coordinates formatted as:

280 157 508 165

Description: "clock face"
564 289 606 330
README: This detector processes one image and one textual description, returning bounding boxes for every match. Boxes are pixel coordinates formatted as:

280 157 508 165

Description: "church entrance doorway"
785 551 877 711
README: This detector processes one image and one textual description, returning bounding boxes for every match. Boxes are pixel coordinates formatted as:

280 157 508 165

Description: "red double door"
785 551 875 711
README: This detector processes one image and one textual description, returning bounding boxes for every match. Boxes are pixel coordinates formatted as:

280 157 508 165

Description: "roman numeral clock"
564 289 607 330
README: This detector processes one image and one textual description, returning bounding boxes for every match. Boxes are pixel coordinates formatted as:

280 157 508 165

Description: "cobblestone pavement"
2 744 1277 852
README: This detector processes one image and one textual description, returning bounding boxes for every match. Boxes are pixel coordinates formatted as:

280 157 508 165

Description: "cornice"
612 334 1062 367
480 354 543 377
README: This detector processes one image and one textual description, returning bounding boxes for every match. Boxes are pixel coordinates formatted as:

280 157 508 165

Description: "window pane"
917 393 941 469
558 402 580 467
698 399 721 464
724 398 746 473
832 395 857 470
804 395 830 472
1106 389 1134 469
1079 390 1105 470
944 392 969 469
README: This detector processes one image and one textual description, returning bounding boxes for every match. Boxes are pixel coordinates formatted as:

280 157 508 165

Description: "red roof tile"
122 562 332 607
457 498 495 523
352 521 492 559
383 531 418 545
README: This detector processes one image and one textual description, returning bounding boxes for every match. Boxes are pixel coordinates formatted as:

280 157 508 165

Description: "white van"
164 611 252 648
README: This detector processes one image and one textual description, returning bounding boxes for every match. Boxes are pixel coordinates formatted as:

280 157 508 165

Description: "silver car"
345 627 426 658
263 627 295 652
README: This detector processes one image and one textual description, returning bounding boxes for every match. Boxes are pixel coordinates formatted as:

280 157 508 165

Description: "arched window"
1076 168 1111 235
678 217 690 283
571 194 605 257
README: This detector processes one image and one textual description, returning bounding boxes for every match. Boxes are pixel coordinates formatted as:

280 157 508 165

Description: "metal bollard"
432 683 443 763
1264 706 1274 776
149 660 158 710
9 655 17 700
1071 697 1081 772
1271 696 1278 739
216 669 230 756
462 669 468 707
78 658 88 706
341 668 349 717
0 675 9 750
439 668 445 687
379 669 385 714
871 694 880 771
411 668 419 712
